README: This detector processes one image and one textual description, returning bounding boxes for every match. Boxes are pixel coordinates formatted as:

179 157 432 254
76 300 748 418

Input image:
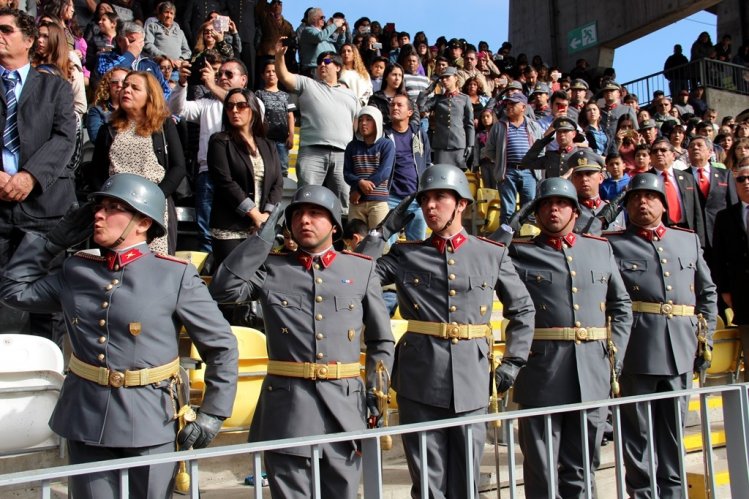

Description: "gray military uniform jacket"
607 225 717 375
0 235 238 447
210 236 394 457
372 230 535 413
417 90 475 150
509 233 632 407
576 198 627 235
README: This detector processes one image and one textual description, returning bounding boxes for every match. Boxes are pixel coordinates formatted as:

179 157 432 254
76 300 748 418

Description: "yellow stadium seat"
174 251 209 273
716 314 725 330
519 223 541 237
725 308 734 326
481 199 501 234
464 171 480 200
189 326 267 430
705 328 742 384
475 188 499 219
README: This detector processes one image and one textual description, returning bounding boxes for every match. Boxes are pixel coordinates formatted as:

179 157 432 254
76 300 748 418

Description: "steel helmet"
284 185 344 239
89 173 167 237
530 177 580 213
415 164 474 205
623 172 668 210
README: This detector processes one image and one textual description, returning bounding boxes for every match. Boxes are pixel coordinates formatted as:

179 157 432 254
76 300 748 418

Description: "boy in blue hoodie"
344 106 395 228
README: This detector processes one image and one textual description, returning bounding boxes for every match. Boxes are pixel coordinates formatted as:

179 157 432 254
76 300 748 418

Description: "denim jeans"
195 171 213 253
387 194 426 244
296 145 349 214
500 169 537 225
274 141 289 177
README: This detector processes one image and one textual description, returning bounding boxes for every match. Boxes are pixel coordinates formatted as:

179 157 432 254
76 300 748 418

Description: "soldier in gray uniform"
568 149 627 234
209 185 394 499
508 177 632 499
417 67 475 170
607 173 717 499
0 173 238 499
358 163 536 498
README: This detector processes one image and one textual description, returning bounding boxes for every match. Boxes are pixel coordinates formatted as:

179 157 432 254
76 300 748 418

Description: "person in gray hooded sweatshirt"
344 105 396 228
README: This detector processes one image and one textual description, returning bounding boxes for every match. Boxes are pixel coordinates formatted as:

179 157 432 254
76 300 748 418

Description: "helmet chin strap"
109 214 142 249
436 206 457 235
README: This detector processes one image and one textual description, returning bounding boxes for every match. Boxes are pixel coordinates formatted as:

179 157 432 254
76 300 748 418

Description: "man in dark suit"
686 136 737 261
0 7 77 342
712 161 749 380
648 137 706 247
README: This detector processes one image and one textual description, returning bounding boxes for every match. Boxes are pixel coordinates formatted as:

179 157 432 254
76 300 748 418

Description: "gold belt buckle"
575 327 588 341
661 303 673 315
313 364 329 380
109 370 125 388
447 325 462 339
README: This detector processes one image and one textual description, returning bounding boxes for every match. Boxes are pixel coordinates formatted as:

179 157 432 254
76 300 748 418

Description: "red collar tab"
296 249 337 270
431 232 467 254
542 232 577 250
580 197 602 209
106 247 144 271
446 90 459 97
635 224 667 241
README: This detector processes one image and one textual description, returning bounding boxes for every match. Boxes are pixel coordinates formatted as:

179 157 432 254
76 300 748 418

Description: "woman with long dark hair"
367 62 406 128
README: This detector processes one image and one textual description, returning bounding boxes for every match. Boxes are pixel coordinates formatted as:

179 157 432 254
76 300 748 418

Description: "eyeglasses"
109 79 124 86
735 175 749 183
95 202 131 215
226 101 251 111
320 58 334 65
650 148 670 154
216 70 237 79
0 24 18 35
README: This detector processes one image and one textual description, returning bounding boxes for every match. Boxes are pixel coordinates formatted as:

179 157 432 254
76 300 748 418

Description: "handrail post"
361 436 383 499
723 386 749 496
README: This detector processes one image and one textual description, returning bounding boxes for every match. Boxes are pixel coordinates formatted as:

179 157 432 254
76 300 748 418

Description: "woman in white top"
339 42 373 106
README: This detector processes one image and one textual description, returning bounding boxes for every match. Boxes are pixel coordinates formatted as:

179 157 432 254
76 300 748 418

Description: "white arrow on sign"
570 37 581 50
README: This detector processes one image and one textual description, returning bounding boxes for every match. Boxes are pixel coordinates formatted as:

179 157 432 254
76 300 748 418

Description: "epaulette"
603 230 625 236
511 237 535 244
670 226 696 234
73 251 106 262
155 253 188 264
342 249 372 260
394 239 425 245
581 233 608 242
477 236 506 247
269 250 289 256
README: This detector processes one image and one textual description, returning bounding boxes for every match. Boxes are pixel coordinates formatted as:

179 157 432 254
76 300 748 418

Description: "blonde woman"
339 42 373 106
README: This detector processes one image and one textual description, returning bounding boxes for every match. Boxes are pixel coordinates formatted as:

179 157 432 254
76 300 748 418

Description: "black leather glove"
495 357 524 394
177 411 224 449
366 391 381 427
378 193 416 240
45 202 95 252
463 146 473 162
258 204 283 245
694 354 711 374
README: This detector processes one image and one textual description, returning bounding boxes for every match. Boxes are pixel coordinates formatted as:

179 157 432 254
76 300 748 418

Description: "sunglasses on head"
226 101 250 111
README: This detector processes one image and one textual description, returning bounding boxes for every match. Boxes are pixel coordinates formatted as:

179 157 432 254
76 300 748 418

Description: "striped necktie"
3 70 20 154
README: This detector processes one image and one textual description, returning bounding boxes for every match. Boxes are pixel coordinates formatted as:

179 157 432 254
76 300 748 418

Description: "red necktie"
697 167 709 197
662 171 683 224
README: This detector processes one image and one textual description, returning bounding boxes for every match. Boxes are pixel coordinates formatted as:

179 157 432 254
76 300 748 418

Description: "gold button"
112 279 119 285
97 353 105 361
451 338 459 345
658 247 664 252
449 289 456 296
105 284 113 291
316 352 324 359
414 303 420 310
268 386 273 391
572 287 578 293
414 278 420 284
654 237 660 242
282 300 288 306
348 303 355 310
113 265 120 271
315 277 323 284
667 300 674 305
451 327 460 335
536 275 542 282
448 259 455 265
661 259 667 264
449 305 457 312
101 301 109 309
570 270 577 277
667 314 673 319
632 264 638 270
666 285 673 291
664 272 671 277
316 333 324 340
315 313 323 321
314 263 320 270
575 321 582 327
98 319 106 327
315 296 323 303
573 304 580 310
567 256 573 262
448 273 456 280
98 336 106 344
482 282 488 287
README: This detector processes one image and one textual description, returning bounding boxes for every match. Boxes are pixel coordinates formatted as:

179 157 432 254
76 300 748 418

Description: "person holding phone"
298 7 344 76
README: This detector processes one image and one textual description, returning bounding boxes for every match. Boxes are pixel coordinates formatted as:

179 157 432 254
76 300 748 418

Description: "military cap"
500 80 523 95
448 38 462 48
440 66 458 77
553 116 577 132
570 79 589 90
505 92 528 104
568 149 604 173
639 119 657 130
531 82 550 95
600 81 621 92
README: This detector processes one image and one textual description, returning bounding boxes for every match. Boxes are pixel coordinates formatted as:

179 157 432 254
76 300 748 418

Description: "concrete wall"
705 87 749 121
509 0 721 74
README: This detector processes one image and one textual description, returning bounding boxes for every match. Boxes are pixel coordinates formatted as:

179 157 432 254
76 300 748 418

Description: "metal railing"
622 58 749 106
1 383 748 499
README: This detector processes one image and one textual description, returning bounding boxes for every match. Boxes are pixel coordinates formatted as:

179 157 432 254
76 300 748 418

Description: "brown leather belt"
407 320 491 341
266 360 361 380
631 301 695 316
534 327 607 342
69 354 180 388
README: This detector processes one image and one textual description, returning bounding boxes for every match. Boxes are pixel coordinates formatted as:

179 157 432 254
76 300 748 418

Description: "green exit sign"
568 21 598 54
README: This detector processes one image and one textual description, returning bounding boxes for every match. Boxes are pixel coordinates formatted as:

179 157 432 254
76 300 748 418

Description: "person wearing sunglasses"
297 7 344 77
207 88 283 267
713 160 749 382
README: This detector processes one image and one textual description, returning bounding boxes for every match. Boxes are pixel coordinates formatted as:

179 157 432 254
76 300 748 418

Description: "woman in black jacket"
207 88 283 266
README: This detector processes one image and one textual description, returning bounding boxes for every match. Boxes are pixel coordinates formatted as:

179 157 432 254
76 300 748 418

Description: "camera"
282 36 298 50
372 42 382 50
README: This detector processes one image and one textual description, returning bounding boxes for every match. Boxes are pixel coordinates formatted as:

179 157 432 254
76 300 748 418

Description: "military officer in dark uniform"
568 149 627 234
417 67 475 170
508 177 632 499
521 116 583 179
607 173 717 499
210 185 394 499
0 173 238 498
358 163 536 498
